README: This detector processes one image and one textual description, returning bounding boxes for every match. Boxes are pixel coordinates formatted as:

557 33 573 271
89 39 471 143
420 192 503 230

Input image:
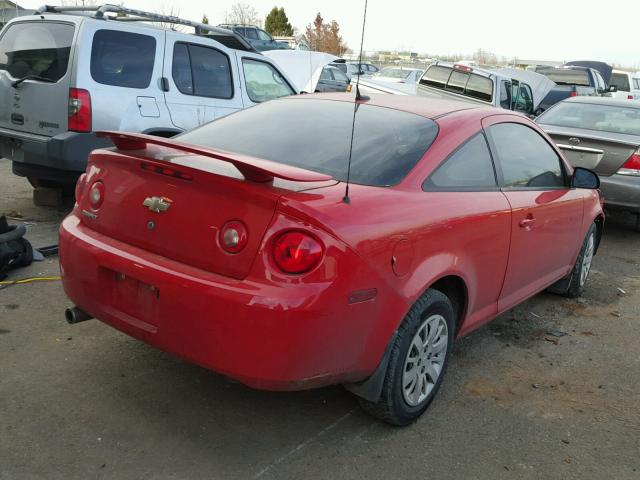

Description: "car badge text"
143 196 172 213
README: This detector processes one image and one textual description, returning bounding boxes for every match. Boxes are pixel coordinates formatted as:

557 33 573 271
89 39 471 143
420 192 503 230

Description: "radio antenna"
343 0 368 204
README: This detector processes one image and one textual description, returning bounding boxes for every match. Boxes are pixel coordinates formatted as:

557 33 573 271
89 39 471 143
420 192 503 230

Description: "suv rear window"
420 65 493 102
0 22 74 82
91 30 156 88
610 72 631 92
538 68 590 86
177 99 439 187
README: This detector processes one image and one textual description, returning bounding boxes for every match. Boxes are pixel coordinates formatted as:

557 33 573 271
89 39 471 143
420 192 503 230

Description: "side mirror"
572 167 600 189
609 85 618 93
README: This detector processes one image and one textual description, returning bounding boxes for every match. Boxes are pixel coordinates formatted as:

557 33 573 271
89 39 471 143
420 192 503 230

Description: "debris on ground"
617 288 626 295
544 336 560 345
546 330 568 338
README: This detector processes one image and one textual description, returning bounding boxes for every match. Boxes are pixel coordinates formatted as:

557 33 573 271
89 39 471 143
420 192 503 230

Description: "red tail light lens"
628 95 634 100
569 91 578 97
273 231 324 274
220 220 248 253
618 151 640 176
68 88 92 133
88 181 104 209
75 173 87 202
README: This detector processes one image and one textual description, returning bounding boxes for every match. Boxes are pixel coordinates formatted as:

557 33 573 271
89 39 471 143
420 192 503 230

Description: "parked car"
355 62 556 117
316 65 350 92
608 69 640 101
372 67 423 84
217 24 290 52
332 61 378 80
60 93 603 425
536 96 640 230
536 64 615 111
0 5 297 197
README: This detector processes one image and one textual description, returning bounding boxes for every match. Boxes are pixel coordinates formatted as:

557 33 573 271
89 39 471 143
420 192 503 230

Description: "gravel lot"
1 157 639 479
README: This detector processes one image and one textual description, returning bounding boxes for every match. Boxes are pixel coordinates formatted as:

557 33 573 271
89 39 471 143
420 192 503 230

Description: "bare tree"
158 5 185 32
224 2 261 26
60 0 98 6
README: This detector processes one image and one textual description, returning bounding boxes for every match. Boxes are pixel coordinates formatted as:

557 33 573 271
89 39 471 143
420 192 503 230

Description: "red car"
60 94 603 425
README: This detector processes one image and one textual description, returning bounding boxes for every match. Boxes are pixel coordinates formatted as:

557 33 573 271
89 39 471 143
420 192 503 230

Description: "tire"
547 223 597 298
359 289 455 426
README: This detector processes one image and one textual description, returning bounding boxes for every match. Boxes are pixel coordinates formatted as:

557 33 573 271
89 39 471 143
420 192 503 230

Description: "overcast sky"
20 0 640 67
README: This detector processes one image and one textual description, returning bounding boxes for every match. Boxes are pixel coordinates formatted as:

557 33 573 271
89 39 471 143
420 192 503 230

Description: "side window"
593 70 605 91
244 28 259 40
91 30 156 88
333 68 349 83
634 79 640 90
515 84 533 113
489 123 566 189
319 67 332 81
171 43 193 94
500 80 512 109
423 133 497 191
177 43 233 99
256 29 272 41
242 58 295 103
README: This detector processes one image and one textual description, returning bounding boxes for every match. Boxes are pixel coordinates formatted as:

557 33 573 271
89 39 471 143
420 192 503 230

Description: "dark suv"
217 24 289 52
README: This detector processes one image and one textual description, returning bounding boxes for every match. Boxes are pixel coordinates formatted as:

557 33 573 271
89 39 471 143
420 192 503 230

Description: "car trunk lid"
542 125 640 176
77 132 335 280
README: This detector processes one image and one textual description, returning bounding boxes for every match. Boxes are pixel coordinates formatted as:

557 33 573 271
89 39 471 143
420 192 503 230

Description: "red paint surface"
60 96 603 390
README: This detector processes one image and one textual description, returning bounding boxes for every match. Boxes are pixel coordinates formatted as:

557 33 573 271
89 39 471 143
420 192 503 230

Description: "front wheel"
547 223 597 298
359 289 455 426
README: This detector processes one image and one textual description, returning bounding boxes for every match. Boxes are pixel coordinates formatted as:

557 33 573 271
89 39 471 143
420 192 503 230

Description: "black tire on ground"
547 223 597 298
359 289 455 426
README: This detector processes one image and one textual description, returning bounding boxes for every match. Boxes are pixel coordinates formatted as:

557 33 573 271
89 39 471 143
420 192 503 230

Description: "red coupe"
60 94 603 425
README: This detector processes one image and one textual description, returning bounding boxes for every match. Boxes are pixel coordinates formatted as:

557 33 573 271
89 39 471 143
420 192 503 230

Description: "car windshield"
177 99 439 186
538 68 590 86
537 102 640 136
375 68 411 79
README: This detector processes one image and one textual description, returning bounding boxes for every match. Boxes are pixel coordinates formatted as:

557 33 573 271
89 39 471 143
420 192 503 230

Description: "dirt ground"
1 158 639 479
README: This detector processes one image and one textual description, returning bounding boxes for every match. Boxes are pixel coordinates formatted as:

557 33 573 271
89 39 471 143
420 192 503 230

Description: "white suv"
0 4 297 194
609 69 640 100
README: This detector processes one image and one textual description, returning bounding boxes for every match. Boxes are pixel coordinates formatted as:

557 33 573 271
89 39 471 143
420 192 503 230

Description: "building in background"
0 1 33 28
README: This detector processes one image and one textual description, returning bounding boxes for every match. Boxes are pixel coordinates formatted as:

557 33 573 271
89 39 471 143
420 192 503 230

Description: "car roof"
285 93 497 120
563 96 640 109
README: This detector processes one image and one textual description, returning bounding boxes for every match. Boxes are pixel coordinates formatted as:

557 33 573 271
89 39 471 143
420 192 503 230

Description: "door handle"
519 217 536 228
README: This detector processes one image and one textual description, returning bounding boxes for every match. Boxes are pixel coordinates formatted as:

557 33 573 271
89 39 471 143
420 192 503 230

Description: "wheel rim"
580 234 595 287
402 314 449 407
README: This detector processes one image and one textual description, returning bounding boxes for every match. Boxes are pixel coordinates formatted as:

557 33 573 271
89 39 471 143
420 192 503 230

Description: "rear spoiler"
96 131 332 183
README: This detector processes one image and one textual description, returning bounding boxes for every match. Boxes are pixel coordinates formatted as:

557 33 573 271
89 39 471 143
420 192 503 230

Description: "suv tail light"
88 181 104 209
68 88 92 133
618 151 640 176
273 231 324 274
628 95 634 100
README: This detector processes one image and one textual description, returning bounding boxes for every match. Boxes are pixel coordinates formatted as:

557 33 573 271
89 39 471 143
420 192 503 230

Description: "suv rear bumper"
0 127 112 183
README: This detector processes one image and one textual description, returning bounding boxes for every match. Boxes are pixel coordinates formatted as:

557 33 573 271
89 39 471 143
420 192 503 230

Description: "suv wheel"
359 289 454 426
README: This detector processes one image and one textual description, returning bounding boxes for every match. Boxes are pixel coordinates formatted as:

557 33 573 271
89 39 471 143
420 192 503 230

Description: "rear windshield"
610 72 631 92
0 21 74 81
420 65 493 102
177 99 439 186
376 68 411 79
537 102 640 136
539 68 590 86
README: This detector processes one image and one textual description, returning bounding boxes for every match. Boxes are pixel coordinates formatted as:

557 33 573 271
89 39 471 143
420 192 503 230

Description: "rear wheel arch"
424 275 468 337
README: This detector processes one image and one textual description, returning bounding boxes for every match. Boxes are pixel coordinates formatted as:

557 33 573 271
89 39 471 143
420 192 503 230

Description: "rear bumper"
59 215 398 391
600 174 640 213
0 127 112 183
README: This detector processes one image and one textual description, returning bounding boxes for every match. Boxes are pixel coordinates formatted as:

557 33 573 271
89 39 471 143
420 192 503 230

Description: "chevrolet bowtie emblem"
143 196 172 213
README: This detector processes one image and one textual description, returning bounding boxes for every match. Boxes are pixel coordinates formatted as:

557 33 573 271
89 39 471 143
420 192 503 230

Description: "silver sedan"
536 97 640 231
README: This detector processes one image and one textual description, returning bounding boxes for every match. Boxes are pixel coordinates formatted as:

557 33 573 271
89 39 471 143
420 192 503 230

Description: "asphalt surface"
1 158 639 479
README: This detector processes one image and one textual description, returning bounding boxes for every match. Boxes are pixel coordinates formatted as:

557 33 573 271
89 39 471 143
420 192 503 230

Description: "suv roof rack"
35 4 257 52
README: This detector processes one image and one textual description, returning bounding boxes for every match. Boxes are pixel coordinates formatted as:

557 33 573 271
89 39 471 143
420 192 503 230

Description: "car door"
163 32 243 131
236 55 296 105
483 116 585 312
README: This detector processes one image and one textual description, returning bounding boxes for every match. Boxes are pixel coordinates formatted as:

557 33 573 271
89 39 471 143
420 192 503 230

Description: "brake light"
453 64 473 73
273 231 324 274
75 173 87 203
141 162 193 181
68 88 92 133
88 181 104 209
628 95 634 100
220 220 248 254
569 91 578 97
618 151 640 176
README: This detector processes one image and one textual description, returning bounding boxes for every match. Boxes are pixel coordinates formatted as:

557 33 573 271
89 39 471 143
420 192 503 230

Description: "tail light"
628 95 634 100
88 181 104 209
220 220 248 254
569 91 578 97
617 151 640 176
68 88 92 133
75 173 87 202
273 231 324 274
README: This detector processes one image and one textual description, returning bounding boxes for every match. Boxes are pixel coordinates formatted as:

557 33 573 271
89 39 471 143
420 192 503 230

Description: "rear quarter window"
91 30 156 88
0 22 74 81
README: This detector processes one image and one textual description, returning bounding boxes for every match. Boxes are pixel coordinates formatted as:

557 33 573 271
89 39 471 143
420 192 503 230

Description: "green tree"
264 7 294 36
202 14 209 24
